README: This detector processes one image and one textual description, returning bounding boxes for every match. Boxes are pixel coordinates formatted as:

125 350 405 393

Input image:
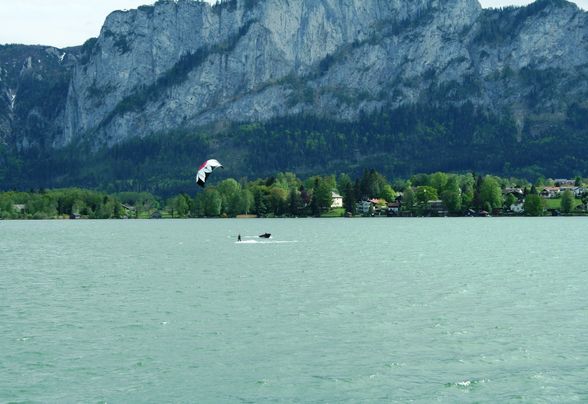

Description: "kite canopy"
196 159 223 187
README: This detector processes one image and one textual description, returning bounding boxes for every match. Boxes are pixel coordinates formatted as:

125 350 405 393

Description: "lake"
1 218 587 402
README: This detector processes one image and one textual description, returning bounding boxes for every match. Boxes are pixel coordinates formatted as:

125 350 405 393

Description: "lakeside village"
1 171 587 220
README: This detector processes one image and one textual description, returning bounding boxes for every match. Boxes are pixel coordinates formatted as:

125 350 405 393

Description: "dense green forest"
1 169 586 219
0 188 125 220
1 103 588 197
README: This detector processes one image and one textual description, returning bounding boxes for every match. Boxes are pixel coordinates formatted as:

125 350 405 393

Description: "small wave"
384 362 406 368
445 379 487 389
236 240 298 244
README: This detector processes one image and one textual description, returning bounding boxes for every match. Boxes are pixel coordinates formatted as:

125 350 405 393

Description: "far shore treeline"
1 171 586 220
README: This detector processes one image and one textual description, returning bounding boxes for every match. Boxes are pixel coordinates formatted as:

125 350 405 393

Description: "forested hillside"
1 0 588 193
3 102 587 197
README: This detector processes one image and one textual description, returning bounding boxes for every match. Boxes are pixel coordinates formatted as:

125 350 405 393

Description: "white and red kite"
195 159 223 187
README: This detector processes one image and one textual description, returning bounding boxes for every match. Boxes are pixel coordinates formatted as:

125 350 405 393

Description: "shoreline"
3 214 588 221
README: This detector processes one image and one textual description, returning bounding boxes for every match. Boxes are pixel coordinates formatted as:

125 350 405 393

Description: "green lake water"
1 218 587 402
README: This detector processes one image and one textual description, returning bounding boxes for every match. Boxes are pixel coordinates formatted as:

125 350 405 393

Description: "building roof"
368 198 386 205
503 187 524 194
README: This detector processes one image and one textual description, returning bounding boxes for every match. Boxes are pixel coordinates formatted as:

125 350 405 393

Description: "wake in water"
230 234 298 244
236 239 298 244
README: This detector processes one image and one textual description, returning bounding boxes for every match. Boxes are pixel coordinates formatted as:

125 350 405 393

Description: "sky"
0 0 587 48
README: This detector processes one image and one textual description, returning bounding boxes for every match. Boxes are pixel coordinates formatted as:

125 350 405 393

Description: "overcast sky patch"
0 0 586 48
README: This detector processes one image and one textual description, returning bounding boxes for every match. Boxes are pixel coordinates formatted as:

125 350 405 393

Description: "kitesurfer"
238 234 241 242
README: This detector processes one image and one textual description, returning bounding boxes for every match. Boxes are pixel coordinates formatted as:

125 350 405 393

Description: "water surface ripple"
1 218 587 402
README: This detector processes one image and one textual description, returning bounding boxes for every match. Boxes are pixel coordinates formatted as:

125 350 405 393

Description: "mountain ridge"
1 0 587 191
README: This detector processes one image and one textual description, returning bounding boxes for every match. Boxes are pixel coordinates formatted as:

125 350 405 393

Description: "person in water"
238 234 241 242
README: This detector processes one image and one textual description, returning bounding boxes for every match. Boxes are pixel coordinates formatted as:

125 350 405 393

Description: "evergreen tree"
353 179 362 202
310 192 320 217
288 188 303 217
342 182 356 215
473 174 484 210
253 188 267 217
359 169 389 198
337 173 353 196
314 179 333 212
299 186 310 208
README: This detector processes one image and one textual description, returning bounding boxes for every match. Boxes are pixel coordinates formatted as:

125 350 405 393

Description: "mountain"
1 0 588 193
0 45 79 148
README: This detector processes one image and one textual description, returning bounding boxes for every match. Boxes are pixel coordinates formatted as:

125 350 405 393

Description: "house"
540 187 560 199
12 204 26 214
386 201 401 217
503 187 524 198
121 203 135 212
369 198 388 215
557 186 585 197
331 192 343 208
509 201 525 214
466 209 490 217
427 200 448 216
554 179 575 186
559 185 575 194
504 187 523 193
356 200 373 215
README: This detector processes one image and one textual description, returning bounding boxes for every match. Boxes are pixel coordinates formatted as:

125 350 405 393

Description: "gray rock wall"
5 0 588 149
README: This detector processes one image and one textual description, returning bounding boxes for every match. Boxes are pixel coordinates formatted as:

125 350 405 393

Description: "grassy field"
321 208 346 217
543 198 583 210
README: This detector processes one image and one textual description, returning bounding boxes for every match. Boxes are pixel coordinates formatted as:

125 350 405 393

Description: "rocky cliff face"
4 0 588 150
59 0 440 146
0 45 78 150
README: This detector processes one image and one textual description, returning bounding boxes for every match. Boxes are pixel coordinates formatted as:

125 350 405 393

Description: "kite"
196 159 223 187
